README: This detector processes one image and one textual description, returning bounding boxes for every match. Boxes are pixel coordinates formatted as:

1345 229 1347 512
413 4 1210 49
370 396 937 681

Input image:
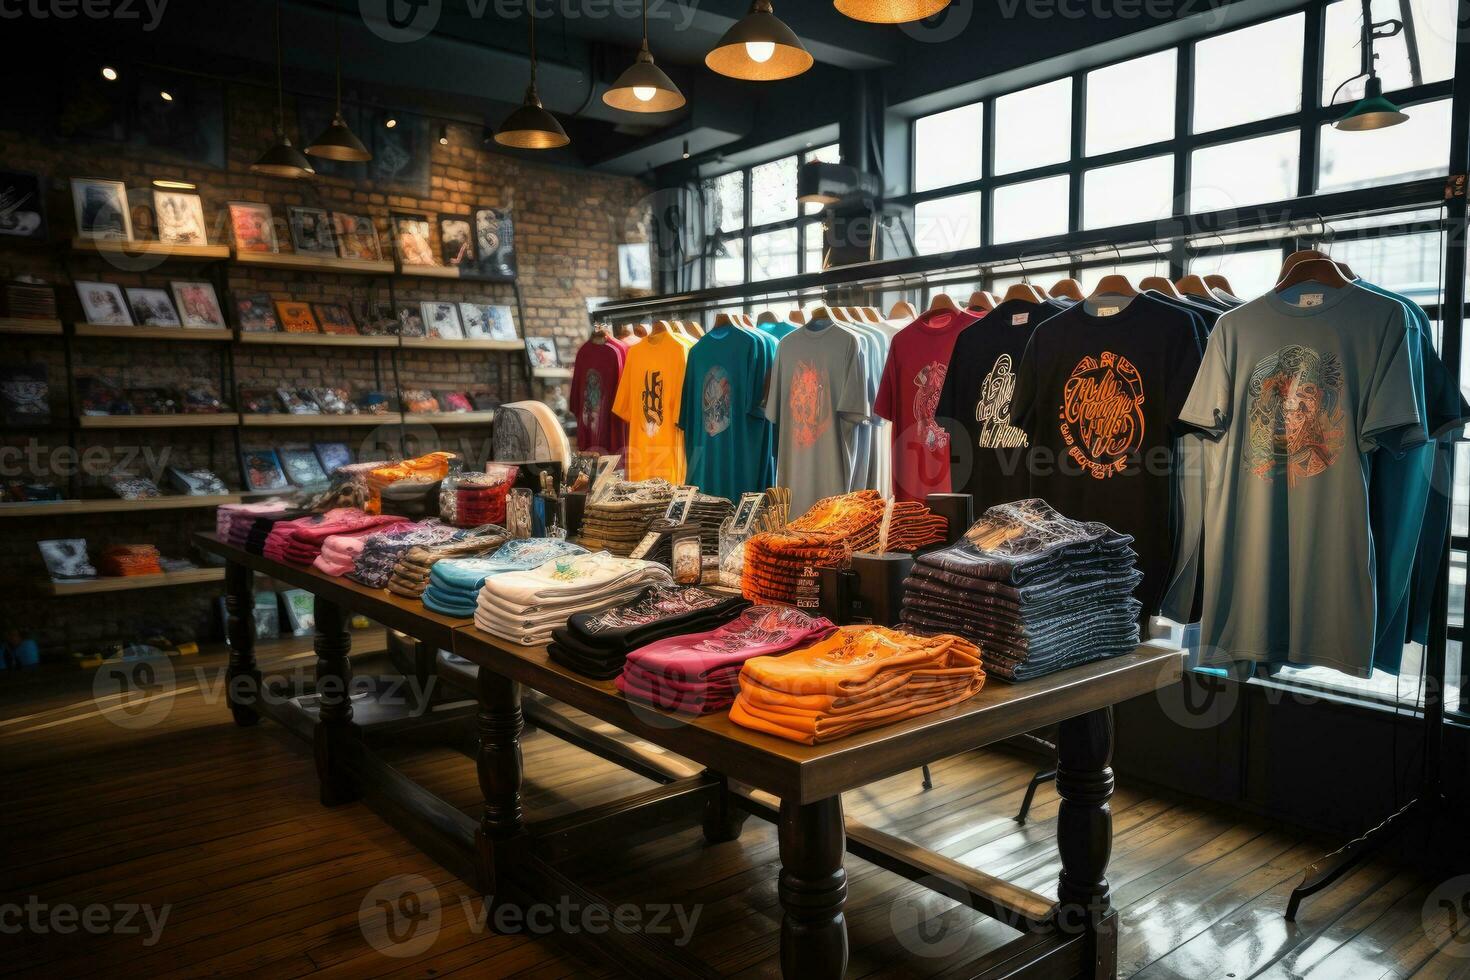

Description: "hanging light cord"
273 0 284 133
334 14 342 112
528 0 538 91
642 0 648 45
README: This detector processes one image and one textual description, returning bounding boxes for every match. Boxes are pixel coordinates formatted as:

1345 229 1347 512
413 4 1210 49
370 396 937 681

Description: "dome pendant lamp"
307 15 372 162
251 0 315 178
495 7 570 149
834 0 950 24
705 0 813 82
1332 0 1409 132
604 0 685 112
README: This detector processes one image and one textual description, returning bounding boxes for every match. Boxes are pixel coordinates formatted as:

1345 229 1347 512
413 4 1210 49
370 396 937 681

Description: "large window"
993 78 1072 176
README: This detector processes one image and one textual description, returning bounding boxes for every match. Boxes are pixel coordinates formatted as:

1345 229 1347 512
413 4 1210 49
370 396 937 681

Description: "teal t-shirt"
678 326 774 501
759 320 797 342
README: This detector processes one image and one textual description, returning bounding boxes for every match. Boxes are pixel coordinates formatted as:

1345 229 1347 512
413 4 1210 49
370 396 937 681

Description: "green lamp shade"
833 0 949 23
605 45 686 112
1334 76 1409 131
705 0 813 81
495 88 570 149
306 112 372 161
250 135 316 178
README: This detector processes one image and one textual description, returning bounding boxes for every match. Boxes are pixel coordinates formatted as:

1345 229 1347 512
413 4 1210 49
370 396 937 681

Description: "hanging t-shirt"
678 325 774 501
874 307 979 502
1179 284 1423 677
759 320 798 342
612 330 689 483
939 299 1066 514
1012 292 1203 621
763 320 871 515
568 337 627 455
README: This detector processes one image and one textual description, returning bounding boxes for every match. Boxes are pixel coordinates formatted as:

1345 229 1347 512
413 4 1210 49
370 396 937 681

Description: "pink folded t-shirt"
621 606 835 682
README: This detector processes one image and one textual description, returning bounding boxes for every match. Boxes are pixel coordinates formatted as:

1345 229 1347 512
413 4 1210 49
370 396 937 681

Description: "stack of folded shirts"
897 499 1142 681
386 526 511 598
346 520 465 587
217 500 291 542
365 452 457 512
422 538 588 616
577 479 677 555
99 544 164 576
617 605 836 713
741 490 949 604
729 625 986 744
474 552 674 647
243 511 307 554
450 468 517 527
547 585 751 680
264 509 408 566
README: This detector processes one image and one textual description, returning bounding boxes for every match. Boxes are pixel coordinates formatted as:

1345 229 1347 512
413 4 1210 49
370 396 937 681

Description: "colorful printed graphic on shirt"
789 361 831 449
579 586 723 634
1244 344 1345 487
975 354 1028 449
690 606 829 656
1059 351 1146 479
640 370 665 436
913 361 949 452
701 366 732 437
580 371 604 432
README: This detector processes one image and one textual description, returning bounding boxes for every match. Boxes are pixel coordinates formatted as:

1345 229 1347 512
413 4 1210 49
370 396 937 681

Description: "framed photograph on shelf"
70 177 131 241
313 441 352 475
396 304 426 337
124 287 181 327
392 212 437 267
277 447 329 487
439 214 475 267
331 211 382 261
485 305 517 341
170 281 226 329
0 363 50 425
458 302 490 339
419 301 462 339
227 201 277 253
618 242 652 290
235 292 280 332
239 448 289 492
313 302 357 335
274 300 319 334
353 300 397 335
74 281 133 325
0 170 47 241
473 207 516 279
152 190 208 246
524 336 561 371
288 206 337 257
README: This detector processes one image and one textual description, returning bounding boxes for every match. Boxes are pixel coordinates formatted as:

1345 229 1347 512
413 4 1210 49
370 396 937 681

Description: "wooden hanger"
860 307 881 323
591 323 613 344
967 290 996 311
1000 283 1046 304
1089 274 1138 299
756 310 780 325
1280 249 1357 282
633 322 651 337
929 292 960 312
1274 257 1352 291
683 319 704 337
808 305 832 323
888 300 917 320
1203 274 1236 295
649 319 671 335
789 309 808 325
1140 275 1183 298
1049 279 1084 301
712 313 738 332
1175 274 1215 299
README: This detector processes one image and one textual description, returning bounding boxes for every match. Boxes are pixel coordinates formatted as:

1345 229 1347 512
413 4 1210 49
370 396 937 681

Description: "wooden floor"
1 638 1467 979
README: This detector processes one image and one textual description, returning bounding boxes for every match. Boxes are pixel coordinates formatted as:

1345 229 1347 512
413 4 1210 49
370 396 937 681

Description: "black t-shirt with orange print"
1011 292 1202 620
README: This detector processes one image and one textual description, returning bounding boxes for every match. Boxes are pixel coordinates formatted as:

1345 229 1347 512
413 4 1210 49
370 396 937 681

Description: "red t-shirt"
874 308 980 501
569 337 628 455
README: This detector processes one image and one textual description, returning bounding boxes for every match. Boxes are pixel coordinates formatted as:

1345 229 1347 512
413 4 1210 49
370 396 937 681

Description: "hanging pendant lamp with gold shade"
833 0 950 23
306 14 371 162
495 7 570 149
604 0 685 112
251 0 315 179
705 0 812 82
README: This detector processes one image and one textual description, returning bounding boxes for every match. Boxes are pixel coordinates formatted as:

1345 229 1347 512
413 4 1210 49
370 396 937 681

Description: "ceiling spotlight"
833 0 950 24
385 116 397 128
705 0 812 82
604 0 686 113
306 13 372 162
494 5 570 149
101 66 118 81
681 140 690 160
438 124 449 145
159 90 173 101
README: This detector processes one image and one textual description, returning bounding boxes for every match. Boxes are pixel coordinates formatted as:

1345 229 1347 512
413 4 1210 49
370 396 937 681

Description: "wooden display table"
196 532 1183 978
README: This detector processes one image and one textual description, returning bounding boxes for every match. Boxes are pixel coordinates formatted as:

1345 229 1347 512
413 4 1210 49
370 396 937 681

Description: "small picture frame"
152 190 208 246
313 441 352 475
125 287 181 327
331 211 382 261
74 281 133 326
228 201 278 253
396 304 426 337
170 281 226 329
278 446 329 487
619 242 653 290
524 336 561 371
485 305 518 341
439 214 475 267
239 448 289 492
392 212 437 267
234 292 280 332
287 206 337 257
313 302 357 335
458 302 490 339
275 300 319 334
420 301 462 339
473 207 516 280
71 177 132 241
0 170 47 241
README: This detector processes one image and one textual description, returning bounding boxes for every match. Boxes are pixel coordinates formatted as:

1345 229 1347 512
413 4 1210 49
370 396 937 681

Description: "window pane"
1317 98 1451 193
1322 0 1457 101
804 221 826 271
994 78 1072 176
1332 231 1442 303
992 175 1069 244
914 102 983 192
1085 50 1177 156
751 156 797 227
914 191 982 255
1192 14 1304 133
1190 246 1283 299
709 237 744 287
751 227 798 282
705 171 744 234
1083 155 1175 230
1190 131 1300 210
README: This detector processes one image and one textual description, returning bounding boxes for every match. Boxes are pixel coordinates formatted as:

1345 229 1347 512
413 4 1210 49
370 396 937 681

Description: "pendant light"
1332 0 1409 132
306 14 372 162
604 0 685 112
833 0 949 24
495 6 570 149
705 0 812 82
251 0 314 178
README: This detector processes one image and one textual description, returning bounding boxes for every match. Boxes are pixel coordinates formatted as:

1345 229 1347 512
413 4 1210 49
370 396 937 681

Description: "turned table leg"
476 668 526 895
779 796 848 979
1056 707 1117 979
312 596 357 806
702 772 749 844
224 562 260 727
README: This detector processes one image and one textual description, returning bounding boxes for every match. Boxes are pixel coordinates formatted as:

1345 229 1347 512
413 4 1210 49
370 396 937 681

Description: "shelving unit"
400 337 523 352
532 367 573 381
39 567 226 597
70 237 231 263
0 317 64 335
77 413 241 429
73 323 233 341
237 331 399 348
0 494 241 518
239 413 404 427
403 411 497 426
233 249 395 276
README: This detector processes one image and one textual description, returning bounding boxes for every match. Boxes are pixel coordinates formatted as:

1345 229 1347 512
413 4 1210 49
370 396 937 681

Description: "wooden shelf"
0 493 241 518
71 237 231 262
41 567 226 596
532 367 573 380
236 331 399 348
239 412 403 427
403 411 497 426
77 413 240 429
74 323 233 341
400 337 523 351
233 250 395 275
0 317 63 335
395 263 458 278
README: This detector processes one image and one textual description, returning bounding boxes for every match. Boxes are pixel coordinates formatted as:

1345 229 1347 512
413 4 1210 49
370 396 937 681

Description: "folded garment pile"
345 520 468 587
386 527 511 599
897 499 1142 681
243 511 306 554
474 552 674 647
365 452 457 512
577 479 677 555
263 509 408 566
729 625 986 744
546 585 751 680
99 544 164 576
444 467 517 527
217 500 291 545
617 605 835 713
422 538 587 617
741 490 949 604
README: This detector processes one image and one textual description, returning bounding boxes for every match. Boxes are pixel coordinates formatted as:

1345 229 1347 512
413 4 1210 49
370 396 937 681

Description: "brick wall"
0 84 650 662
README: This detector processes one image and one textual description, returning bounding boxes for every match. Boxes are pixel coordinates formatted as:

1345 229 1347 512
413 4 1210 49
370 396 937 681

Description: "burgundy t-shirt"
569 337 628 454
874 308 980 501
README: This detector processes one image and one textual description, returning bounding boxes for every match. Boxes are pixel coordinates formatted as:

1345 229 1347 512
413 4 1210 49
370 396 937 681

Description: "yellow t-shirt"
612 330 688 482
